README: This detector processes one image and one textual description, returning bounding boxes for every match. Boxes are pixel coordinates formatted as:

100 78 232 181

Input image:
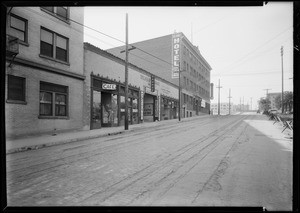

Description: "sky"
83 2 293 110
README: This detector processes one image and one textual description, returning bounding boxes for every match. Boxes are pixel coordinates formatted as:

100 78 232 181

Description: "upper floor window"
10 14 28 43
41 7 69 20
40 27 68 62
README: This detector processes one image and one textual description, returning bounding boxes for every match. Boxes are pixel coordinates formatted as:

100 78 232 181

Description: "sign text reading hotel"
172 33 181 79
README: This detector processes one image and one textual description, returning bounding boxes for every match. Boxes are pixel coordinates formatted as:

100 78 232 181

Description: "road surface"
6 113 293 210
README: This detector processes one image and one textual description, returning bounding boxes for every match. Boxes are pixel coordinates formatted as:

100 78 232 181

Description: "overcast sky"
83 2 293 109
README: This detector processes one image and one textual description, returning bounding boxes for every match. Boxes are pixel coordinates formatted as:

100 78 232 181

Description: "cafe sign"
102 83 116 90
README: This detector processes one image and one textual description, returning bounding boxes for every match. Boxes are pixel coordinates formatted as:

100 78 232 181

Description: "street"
6 113 292 210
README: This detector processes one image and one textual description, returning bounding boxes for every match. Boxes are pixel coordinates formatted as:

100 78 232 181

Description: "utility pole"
250 97 253 111
124 13 129 130
216 79 222 115
281 46 284 114
240 97 241 111
264 89 271 97
228 89 232 115
243 96 244 112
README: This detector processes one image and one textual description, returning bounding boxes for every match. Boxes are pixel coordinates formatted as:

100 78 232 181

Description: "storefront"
91 75 140 129
161 95 178 120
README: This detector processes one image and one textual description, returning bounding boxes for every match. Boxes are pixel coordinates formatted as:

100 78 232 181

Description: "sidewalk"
6 114 211 154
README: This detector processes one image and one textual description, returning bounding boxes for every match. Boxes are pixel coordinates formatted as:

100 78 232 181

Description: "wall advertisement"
172 33 181 79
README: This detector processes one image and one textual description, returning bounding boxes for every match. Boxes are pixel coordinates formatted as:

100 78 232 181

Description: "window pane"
41 29 53 44
56 7 67 19
56 47 67 61
56 35 67 49
10 28 24 42
40 82 67 93
41 41 53 57
40 103 52 116
40 92 52 103
55 105 66 116
8 75 25 101
11 16 25 31
55 94 66 104
42 7 54 12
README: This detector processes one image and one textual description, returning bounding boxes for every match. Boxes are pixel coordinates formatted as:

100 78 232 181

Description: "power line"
23 7 173 73
23 7 174 67
221 26 293 74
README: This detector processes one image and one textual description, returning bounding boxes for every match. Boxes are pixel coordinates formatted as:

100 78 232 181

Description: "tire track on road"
78 115 249 205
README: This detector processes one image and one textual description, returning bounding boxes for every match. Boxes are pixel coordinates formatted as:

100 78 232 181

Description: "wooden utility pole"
228 89 232 115
178 62 181 121
281 46 284 114
216 79 222 115
125 13 129 130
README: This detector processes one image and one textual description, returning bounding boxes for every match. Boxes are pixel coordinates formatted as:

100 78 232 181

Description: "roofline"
84 42 179 89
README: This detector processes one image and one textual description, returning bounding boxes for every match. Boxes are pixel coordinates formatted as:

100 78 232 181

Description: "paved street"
6 113 292 210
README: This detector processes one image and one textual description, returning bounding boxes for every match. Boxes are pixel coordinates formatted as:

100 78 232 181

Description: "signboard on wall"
141 91 144 120
102 83 116 90
172 33 181 79
201 100 206 108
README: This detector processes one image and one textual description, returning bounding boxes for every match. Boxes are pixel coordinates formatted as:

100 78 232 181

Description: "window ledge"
19 41 29 47
38 116 69 120
39 54 70 66
40 8 70 25
6 100 27 105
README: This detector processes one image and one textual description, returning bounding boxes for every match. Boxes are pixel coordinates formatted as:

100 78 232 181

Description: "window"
40 27 68 62
41 7 68 20
7 75 26 102
10 14 27 43
40 82 68 117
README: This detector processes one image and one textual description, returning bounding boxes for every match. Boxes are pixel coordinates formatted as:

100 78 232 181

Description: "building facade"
83 43 179 129
107 32 212 119
5 7 85 138
211 102 235 115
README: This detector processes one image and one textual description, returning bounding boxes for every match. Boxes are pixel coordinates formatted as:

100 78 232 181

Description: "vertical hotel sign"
172 33 181 78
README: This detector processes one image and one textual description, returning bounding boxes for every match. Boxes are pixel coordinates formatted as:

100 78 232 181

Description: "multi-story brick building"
5 7 85 138
84 43 179 129
107 32 212 118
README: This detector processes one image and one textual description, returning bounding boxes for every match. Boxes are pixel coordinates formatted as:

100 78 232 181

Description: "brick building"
107 32 212 118
84 43 180 129
5 7 85 138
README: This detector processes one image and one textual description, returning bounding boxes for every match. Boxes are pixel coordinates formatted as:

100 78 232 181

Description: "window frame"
9 13 28 45
39 81 69 119
6 74 27 104
40 6 69 23
40 27 69 64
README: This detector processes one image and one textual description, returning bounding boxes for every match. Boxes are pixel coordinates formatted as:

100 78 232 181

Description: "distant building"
267 92 281 110
107 32 212 118
210 102 235 115
5 7 85 138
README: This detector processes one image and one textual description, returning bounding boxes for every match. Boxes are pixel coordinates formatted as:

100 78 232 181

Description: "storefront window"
92 90 101 129
111 94 118 126
120 96 125 126
132 98 138 124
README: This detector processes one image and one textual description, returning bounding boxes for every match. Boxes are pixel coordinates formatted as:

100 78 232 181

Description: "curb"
6 114 212 154
6 130 125 154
